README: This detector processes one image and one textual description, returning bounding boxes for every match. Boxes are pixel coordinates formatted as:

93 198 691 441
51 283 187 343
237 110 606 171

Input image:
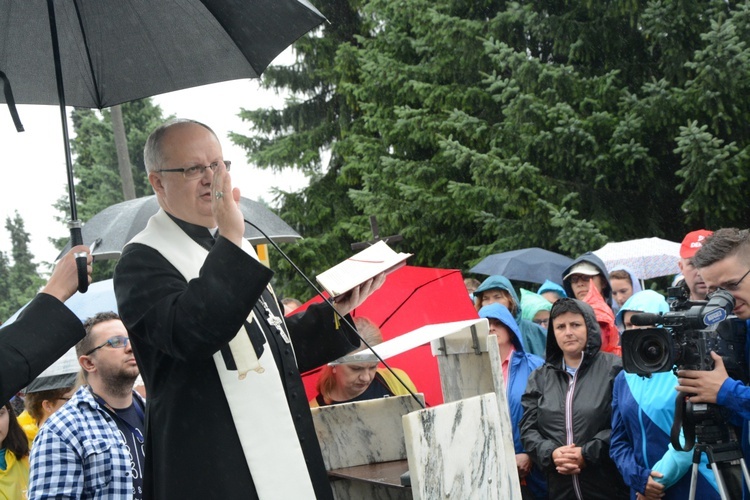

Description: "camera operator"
675 228 750 496
676 228 750 405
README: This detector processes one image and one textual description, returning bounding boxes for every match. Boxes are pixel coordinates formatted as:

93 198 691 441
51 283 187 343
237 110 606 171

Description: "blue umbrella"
4 279 116 324
3 279 117 391
470 248 573 285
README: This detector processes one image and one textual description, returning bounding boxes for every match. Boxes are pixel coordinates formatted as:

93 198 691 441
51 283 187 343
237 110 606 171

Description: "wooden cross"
351 215 403 251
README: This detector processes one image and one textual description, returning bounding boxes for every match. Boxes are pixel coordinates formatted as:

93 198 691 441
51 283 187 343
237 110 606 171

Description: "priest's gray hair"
144 118 218 173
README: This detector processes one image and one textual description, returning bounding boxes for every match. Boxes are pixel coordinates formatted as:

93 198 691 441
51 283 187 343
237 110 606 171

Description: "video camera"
621 288 747 379
622 287 750 497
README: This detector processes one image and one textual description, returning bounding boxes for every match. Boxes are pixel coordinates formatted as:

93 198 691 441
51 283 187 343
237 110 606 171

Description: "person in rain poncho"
479 303 546 498
473 275 546 357
562 253 613 309
538 279 566 304
521 288 553 330
608 266 642 315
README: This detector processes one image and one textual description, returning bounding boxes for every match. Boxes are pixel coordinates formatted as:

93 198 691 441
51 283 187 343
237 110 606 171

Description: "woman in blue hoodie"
474 275 547 358
479 303 546 498
610 290 720 499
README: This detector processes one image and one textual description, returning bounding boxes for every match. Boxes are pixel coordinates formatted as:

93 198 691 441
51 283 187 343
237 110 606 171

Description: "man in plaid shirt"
28 312 145 499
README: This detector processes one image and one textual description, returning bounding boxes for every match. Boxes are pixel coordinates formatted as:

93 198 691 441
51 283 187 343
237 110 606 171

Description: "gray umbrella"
470 247 573 285
58 195 302 260
0 0 324 291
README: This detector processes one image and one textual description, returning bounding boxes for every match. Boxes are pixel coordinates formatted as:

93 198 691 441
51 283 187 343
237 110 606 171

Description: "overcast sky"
0 50 308 270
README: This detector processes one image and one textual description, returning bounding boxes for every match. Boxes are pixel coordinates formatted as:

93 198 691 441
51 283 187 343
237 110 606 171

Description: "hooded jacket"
584 282 620 356
538 279 567 300
474 275 547 358
608 265 643 315
520 288 552 323
610 291 719 499
479 303 546 498
562 253 613 308
520 299 627 500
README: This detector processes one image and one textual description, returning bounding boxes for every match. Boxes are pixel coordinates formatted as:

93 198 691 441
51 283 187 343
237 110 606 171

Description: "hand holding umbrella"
41 245 92 303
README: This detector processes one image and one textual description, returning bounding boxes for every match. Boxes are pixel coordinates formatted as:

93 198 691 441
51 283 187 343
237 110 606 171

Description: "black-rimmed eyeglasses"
156 160 231 180
708 268 750 294
85 335 130 356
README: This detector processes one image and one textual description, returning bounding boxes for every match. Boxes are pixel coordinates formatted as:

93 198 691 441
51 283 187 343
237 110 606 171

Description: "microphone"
244 218 425 409
630 313 663 327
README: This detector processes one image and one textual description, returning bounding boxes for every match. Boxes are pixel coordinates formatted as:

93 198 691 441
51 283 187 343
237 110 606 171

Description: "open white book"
316 240 412 298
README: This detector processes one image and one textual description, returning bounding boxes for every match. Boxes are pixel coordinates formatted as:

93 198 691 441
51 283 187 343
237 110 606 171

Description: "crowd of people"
2 117 749 500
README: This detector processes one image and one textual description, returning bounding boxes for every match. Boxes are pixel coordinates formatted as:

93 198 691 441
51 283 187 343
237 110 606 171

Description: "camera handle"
671 391 695 451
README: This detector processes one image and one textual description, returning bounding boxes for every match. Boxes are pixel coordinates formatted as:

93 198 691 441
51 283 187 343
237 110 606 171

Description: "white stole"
128 209 316 499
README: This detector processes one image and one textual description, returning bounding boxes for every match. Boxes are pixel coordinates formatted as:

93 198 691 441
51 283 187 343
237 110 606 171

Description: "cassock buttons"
284 348 290 355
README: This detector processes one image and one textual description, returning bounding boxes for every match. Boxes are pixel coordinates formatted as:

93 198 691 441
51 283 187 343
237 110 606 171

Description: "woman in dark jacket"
520 298 628 500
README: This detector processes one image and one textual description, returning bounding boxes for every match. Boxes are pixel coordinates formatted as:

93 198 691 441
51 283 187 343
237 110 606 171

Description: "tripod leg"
689 461 699 500
710 462 730 500
741 457 750 487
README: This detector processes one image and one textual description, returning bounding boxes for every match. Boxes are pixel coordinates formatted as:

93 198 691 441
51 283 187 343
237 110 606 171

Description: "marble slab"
403 393 513 500
430 318 490 356
486 334 523 497
311 394 425 470
331 480 413 500
436 352 495 403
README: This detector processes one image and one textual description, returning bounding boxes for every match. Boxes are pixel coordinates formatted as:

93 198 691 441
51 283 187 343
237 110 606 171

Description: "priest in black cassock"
0 246 92 403
113 119 383 500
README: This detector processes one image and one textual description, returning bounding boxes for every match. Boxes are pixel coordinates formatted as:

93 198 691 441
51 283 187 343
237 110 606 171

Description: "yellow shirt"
0 450 29 500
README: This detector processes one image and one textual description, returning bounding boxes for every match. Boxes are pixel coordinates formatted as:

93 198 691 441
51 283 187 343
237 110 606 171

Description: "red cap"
680 229 713 259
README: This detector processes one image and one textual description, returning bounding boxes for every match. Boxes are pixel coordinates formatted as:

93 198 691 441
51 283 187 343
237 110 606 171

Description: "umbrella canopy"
58 195 302 260
593 237 681 279
297 265 479 405
0 0 325 291
470 247 573 285
0 0 324 110
4 279 118 391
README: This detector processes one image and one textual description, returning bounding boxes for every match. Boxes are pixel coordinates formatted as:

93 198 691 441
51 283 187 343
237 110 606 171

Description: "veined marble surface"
404 393 515 500
436 352 495 403
331 480 413 500
486 334 523 497
430 319 490 356
311 394 425 470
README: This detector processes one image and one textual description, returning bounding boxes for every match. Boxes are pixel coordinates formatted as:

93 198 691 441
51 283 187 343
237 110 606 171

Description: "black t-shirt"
107 400 146 500
315 372 394 406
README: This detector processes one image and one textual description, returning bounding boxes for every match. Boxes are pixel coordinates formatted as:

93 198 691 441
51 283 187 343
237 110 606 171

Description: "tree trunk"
111 105 136 200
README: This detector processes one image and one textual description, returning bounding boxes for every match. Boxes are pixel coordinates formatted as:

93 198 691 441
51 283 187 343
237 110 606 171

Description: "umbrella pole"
47 0 88 293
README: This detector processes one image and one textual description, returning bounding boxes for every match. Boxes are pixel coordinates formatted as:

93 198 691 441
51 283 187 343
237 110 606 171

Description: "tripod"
688 441 750 500
677 398 750 500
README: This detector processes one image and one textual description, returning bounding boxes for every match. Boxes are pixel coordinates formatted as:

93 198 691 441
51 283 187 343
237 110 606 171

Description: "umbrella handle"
70 224 89 294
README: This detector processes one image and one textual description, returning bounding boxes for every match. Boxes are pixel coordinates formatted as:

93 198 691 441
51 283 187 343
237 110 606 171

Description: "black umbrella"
58 195 302 260
0 0 325 291
470 247 573 285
